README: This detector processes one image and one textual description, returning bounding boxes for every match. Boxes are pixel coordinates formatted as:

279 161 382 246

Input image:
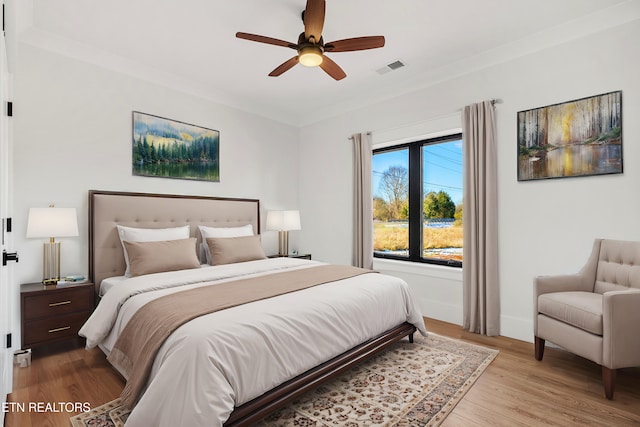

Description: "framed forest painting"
132 111 220 182
517 91 622 181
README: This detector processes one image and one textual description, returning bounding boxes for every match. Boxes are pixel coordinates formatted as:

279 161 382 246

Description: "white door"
0 14 14 426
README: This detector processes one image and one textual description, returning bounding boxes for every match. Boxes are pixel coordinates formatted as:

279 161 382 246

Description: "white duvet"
80 258 427 427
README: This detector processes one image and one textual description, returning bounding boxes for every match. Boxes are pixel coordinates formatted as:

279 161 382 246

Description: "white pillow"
198 224 254 264
117 224 190 276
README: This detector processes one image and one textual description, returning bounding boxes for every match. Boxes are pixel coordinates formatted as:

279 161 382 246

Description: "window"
372 133 463 267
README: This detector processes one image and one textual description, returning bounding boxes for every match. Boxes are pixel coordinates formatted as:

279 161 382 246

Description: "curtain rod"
348 98 503 139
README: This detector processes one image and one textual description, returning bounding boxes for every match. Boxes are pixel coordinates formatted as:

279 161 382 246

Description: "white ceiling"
14 0 639 126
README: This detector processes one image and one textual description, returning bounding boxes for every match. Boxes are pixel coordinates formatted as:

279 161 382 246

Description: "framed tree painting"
517 91 622 181
132 111 220 182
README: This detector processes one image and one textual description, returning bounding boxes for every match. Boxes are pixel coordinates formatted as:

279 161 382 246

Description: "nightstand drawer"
23 310 91 347
21 281 95 350
23 287 94 321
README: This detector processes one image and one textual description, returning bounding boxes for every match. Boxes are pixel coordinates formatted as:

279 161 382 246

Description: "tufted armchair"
534 238 640 399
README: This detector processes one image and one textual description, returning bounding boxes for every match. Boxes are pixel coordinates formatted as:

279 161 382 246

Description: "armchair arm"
533 239 601 338
533 274 595 336
603 289 640 369
534 273 594 298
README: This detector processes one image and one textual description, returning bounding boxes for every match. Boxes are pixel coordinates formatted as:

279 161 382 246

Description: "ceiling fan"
236 0 385 81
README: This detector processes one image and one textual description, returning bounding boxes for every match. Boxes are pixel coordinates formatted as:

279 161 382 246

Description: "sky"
372 139 463 205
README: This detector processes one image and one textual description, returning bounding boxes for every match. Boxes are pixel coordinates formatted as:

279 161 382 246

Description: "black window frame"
373 132 463 268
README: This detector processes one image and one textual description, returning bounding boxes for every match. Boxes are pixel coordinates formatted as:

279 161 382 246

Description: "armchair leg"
534 336 545 361
602 366 616 400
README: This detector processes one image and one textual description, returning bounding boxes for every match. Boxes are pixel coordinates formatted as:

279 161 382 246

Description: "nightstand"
20 281 94 349
268 253 312 260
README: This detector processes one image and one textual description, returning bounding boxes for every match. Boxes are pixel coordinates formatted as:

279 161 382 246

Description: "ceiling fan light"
299 46 323 67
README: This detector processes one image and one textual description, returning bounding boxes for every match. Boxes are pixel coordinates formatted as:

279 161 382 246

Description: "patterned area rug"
70 333 497 427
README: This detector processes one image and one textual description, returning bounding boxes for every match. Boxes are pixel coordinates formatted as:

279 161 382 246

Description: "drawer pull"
49 300 72 307
48 326 71 333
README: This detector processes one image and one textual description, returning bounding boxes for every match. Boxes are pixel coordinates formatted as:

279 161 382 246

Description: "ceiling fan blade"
319 55 346 81
236 32 297 49
304 0 325 43
324 36 385 52
268 56 299 77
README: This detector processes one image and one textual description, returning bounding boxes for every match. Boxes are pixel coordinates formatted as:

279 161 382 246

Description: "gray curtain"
462 101 500 336
351 132 373 269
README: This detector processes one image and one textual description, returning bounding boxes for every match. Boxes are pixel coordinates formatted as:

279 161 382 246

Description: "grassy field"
373 222 463 261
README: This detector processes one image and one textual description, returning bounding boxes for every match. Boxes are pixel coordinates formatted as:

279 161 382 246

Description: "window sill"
373 257 462 281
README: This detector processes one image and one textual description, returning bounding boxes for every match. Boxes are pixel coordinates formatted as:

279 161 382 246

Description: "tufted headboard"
89 190 260 294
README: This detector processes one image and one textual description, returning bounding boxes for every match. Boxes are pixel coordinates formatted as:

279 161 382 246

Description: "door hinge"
2 250 18 266
5 333 11 349
5 217 11 232
7 101 12 117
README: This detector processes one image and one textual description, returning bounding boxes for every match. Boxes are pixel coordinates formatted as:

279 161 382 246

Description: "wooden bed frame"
88 190 416 426
227 322 416 426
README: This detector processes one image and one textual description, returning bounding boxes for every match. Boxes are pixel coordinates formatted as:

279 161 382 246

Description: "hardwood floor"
425 318 640 427
4 318 640 426
6 340 124 427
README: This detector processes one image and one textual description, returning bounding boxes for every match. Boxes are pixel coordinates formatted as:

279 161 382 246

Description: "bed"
80 190 427 426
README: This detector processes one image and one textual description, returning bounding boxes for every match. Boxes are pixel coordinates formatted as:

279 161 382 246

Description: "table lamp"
266 210 301 256
26 206 79 284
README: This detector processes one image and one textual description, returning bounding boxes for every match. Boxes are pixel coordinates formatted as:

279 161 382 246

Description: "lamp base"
277 230 290 256
42 241 61 285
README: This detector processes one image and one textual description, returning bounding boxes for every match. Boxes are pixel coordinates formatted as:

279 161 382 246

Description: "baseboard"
500 314 533 343
422 303 533 343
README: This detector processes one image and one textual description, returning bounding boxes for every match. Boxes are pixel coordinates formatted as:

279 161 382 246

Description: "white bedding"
98 264 211 297
80 257 427 427
98 275 127 297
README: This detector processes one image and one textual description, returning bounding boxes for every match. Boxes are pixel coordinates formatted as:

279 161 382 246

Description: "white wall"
11 18 640 346
12 44 301 346
299 19 640 342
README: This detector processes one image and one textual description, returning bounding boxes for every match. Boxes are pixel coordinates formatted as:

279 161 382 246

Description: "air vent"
376 59 406 75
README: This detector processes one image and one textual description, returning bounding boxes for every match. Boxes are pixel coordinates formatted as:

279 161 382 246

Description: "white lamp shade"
266 210 301 231
26 207 79 238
